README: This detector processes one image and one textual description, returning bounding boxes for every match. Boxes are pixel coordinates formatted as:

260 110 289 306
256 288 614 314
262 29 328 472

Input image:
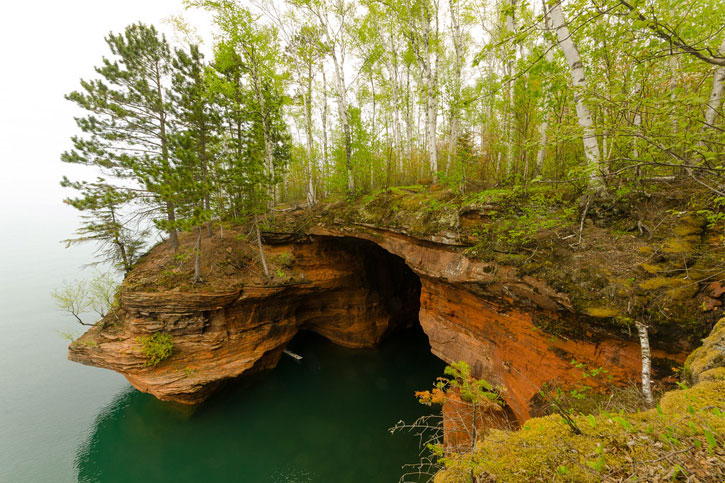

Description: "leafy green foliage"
52 273 120 326
136 332 174 367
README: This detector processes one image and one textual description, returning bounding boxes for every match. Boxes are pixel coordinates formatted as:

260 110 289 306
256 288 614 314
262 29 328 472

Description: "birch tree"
699 37 725 160
548 1 606 192
403 0 441 180
535 0 554 176
287 25 324 205
635 321 654 406
296 0 356 194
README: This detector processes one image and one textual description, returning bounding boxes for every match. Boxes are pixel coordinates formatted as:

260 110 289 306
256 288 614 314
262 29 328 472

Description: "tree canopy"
62 0 725 273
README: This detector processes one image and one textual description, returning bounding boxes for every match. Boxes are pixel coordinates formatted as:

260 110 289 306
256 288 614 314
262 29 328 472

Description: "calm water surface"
0 206 445 482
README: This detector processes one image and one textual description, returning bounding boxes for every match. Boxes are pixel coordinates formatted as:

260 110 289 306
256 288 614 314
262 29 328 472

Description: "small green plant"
58 331 76 343
696 196 725 228
275 251 295 267
391 361 503 479
183 366 195 377
136 332 173 367
172 248 193 264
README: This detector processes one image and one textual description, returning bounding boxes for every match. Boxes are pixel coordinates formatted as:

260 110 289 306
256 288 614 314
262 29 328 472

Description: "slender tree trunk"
193 227 202 284
699 38 725 160
155 62 179 251
505 0 517 177
322 13 353 195
426 61 438 179
109 205 130 274
633 81 642 178
447 0 463 176
635 321 654 406
549 2 606 193
165 201 179 250
536 0 553 176
405 63 413 164
305 62 316 207
321 67 329 189
413 4 439 181
255 217 270 279
370 70 376 190
250 68 276 210
200 120 212 236
387 30 403 174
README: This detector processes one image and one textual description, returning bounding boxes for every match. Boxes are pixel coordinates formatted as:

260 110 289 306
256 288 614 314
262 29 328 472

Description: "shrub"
136 332 173 367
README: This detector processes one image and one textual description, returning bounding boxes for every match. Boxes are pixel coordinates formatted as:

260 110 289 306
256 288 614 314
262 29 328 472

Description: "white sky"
0 0 210 225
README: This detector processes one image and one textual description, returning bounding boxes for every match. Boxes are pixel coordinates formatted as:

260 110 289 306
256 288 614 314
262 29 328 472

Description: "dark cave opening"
299 236 424 342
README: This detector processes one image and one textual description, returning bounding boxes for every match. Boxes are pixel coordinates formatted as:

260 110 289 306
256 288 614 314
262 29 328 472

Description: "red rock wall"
69 237 420 404
69 228 686 422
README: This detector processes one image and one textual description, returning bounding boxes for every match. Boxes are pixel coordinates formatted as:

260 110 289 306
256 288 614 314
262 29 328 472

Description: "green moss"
663 237 696 254
659 379 725 412
673 223 702 237
666 284 699 301
685 318 725 384
638 277 688 290
584 307 619 318
698 366 725 382
639 263 662 274
435 381 725 482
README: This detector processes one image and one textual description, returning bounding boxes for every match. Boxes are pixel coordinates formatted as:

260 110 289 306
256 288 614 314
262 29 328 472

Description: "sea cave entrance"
294 236 426 349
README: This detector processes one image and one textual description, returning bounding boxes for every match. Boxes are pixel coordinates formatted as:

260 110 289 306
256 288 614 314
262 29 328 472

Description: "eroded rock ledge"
70 216 690 421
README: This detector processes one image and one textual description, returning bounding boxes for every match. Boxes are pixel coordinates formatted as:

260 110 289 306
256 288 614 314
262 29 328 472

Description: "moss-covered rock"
434 317 725 482
685 317 725 385
435 379 725 482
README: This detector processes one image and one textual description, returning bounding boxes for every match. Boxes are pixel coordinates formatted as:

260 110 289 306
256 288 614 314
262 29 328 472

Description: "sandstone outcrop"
70 221 687 421
71 183 725 423
70 236 420 404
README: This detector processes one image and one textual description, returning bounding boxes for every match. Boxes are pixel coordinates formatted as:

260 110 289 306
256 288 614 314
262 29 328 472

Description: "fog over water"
1 2 190 480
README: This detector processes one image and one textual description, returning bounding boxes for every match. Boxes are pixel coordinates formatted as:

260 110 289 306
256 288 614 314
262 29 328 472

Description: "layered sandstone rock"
69 236 420 404
309 226 686 422
70 224 687 421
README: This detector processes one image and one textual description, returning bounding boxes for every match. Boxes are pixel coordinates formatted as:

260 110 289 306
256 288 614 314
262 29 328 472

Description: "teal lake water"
75 330 445 482
0 205 445 482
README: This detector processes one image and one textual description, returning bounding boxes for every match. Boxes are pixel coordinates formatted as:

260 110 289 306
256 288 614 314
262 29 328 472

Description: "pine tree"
60 178 145 274
62 23 183 250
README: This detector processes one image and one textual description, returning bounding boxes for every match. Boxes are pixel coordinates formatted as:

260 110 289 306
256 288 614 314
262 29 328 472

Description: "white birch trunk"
536 0 554 176
633 81 642 177
505 1 516 176
318 9 353 194
424 39 438 177
702 38 725 134
303 82 316 206
549 2 605 192
249 68 276 209
321 67 329 188
635 321 654 406
330 47 353 193
447 0 464 174
387 61 403 172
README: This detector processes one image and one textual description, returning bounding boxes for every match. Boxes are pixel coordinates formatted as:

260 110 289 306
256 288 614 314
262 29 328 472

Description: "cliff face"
308 227 684 421
70 224 686 421
69 185 724 421
70 236 420 404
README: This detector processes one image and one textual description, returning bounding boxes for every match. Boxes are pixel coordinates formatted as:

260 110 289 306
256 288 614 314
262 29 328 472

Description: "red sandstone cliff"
69 220 687 422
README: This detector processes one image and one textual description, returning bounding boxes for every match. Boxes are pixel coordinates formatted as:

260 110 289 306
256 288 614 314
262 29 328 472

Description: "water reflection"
75 329 445 483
